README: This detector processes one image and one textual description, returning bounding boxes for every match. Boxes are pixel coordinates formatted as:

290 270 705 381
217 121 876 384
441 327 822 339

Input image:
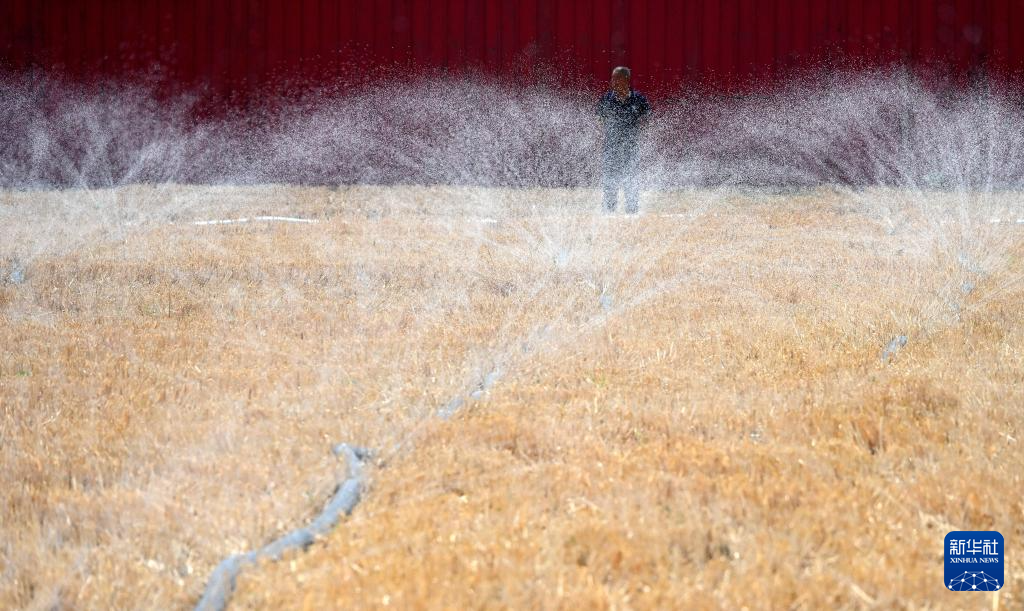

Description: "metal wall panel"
1 1 1019 101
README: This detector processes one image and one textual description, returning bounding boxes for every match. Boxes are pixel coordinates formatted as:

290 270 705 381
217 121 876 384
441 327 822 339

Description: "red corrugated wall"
1 1 1020 100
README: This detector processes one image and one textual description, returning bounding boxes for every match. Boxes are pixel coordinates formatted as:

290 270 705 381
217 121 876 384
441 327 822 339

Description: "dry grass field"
1 184 1022 610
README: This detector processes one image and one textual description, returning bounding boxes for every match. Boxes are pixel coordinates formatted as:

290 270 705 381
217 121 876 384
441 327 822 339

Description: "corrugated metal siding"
1 1 1020 99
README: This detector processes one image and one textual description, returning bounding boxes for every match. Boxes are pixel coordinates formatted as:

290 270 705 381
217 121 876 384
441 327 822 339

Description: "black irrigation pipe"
437 367 502 420
195 302 556 609
194 443 371 611
192 296 916 609
880 334 909 363
3 259 25 285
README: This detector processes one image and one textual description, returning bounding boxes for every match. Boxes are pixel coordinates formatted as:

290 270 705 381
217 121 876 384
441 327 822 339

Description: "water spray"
3 66 1023 609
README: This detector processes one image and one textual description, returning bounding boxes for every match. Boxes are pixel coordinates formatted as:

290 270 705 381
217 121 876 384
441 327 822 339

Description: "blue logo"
945 531 1004 591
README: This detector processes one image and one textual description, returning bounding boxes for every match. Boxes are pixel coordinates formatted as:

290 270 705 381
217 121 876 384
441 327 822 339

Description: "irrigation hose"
194 443 371 611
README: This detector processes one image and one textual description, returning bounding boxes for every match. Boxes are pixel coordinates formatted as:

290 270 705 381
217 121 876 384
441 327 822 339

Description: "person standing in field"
597 66 652 214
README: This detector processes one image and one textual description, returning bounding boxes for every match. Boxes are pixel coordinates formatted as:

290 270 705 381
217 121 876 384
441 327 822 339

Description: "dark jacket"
597 89 652 151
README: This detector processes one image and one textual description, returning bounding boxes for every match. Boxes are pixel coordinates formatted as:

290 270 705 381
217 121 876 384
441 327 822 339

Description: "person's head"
610 66 631 97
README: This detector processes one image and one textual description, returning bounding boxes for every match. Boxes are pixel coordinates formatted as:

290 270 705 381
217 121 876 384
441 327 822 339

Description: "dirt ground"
1 185 1021 609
